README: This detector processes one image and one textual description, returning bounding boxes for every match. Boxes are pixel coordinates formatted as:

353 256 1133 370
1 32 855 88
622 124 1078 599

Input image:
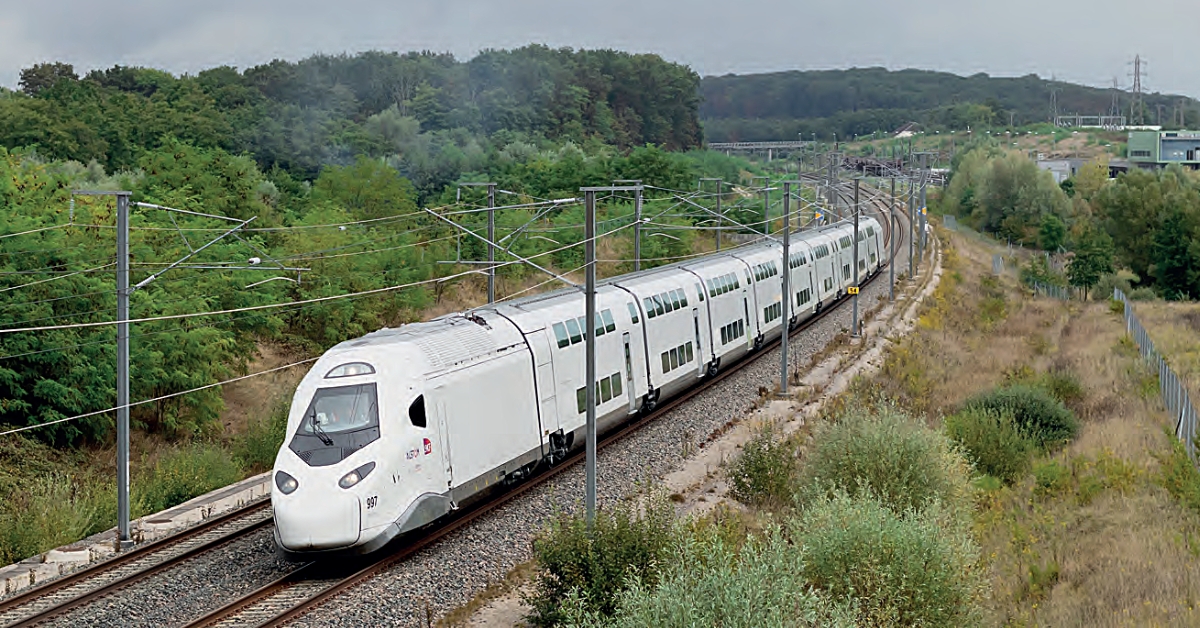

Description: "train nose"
274 478 362 551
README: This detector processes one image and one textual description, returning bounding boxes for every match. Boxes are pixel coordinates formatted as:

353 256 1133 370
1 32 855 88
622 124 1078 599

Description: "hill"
700 67 1200 142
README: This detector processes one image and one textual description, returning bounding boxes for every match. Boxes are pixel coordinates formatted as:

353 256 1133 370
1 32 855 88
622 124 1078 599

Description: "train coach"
271 217 883 559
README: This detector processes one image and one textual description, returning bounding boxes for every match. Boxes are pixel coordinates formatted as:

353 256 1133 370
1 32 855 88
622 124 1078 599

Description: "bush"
563 528 856 628
137 444 243 514
727 424 796 509
233 401 289 473
795 493 982 627
526 496 678 626
964 385 1078 450
945 408 1035 484
798 404 973 517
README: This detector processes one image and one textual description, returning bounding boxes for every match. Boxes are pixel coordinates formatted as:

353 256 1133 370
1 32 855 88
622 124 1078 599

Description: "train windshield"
289 383 380 467
299 384 379 434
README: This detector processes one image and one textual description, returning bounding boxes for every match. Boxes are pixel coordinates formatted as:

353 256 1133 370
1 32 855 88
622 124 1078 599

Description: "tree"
19 63 78 96
1038 213 1066 252
1151 206 1200 300
1067 227 1115 299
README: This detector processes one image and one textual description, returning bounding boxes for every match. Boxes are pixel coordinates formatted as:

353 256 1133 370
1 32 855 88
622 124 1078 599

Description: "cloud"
2 0 1197 97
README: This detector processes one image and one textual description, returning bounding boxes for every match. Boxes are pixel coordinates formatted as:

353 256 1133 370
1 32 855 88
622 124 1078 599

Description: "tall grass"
136 444 244 515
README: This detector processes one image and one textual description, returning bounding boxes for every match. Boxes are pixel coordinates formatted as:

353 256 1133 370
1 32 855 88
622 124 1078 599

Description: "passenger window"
662 352 671 373
653 296 665 316
670 348 679 370
602 309 616 333
565 318 582 344
594 315 605 337
680 291 688 308
669 290 681 310
577 388 586 414
695 283 705 302
408 395 427 428
611 373 622 397
627 302 640 324
576 316 590 339
643 297 656 319
685 342 694 363
552 322 570 349
600 377 612 403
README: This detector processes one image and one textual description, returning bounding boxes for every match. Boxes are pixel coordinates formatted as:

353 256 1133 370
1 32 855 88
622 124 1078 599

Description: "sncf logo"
423 438 433 455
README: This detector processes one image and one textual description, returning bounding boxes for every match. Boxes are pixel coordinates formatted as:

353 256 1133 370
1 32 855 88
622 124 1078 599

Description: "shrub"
526 496 678 626
1033 459 1069 497
137 444 243 514
795 493 982 627
798 404 973 517
233 401 289 473
563 528 856 628
945 407 1035 484
727 424 796 509
964 385 1078 450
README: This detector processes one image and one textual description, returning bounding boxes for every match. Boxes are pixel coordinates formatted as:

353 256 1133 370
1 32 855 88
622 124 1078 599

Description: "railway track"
185 193 914 628
0 501 273 628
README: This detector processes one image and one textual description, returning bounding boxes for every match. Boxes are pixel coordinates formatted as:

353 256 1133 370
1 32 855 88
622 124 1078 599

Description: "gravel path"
290 260 903 628
45 526 291 628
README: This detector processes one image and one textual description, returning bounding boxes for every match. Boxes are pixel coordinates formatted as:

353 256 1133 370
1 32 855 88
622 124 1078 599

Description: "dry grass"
865 230 1200 626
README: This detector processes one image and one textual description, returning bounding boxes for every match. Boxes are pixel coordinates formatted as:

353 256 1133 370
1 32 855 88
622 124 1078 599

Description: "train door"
743 297 753 350
692 309 704 377
432 396 454 491
622 333 636 414
524 329 560 444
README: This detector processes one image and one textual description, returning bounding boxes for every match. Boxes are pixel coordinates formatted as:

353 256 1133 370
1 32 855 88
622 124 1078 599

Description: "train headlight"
275 470 299 495
338 461 376 489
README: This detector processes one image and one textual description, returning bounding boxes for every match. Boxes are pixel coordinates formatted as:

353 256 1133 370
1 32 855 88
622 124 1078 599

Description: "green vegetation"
945 408 1035 484
562 528 856 628
526 497 678 627
725 424 796 509
964 385 1078 450
6 48 701 191
797 493 981 627
534 404 984 627
700 67 1198 141
797 404 972 516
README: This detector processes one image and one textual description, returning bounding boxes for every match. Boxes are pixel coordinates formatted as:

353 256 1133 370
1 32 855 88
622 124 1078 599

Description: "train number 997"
365 496 378 509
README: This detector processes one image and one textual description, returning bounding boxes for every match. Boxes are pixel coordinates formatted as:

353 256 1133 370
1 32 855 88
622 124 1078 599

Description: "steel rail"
185 197 912 628
0 500 272 628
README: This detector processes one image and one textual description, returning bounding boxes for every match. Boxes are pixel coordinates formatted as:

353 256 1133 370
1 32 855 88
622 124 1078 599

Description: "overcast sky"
2 0 1196 97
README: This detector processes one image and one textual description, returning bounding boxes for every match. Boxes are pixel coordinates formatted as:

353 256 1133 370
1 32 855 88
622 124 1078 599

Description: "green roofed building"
1128 130 1200 170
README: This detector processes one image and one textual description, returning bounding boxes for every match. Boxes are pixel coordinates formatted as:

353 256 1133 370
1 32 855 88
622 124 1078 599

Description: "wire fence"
1115 288 1198 461
1029 281 1079 300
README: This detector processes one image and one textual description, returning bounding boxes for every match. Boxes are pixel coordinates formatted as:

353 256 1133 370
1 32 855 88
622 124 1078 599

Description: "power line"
0 357 320 437
0 224 72 240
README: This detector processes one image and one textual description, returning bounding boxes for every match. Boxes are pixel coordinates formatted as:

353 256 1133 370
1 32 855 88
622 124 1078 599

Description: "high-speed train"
271 218 884 559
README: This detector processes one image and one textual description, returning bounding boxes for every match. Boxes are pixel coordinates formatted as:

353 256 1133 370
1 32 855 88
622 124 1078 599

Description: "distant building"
893 122 920 138
1128 130 1200 170
1037 159 1084 183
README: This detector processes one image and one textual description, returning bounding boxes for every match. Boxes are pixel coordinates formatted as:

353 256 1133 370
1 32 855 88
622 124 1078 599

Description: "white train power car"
272 218 884 558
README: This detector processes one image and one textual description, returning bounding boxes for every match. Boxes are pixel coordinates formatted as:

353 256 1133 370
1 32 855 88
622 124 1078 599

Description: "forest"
701 67 1200 141
2 46 703 199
